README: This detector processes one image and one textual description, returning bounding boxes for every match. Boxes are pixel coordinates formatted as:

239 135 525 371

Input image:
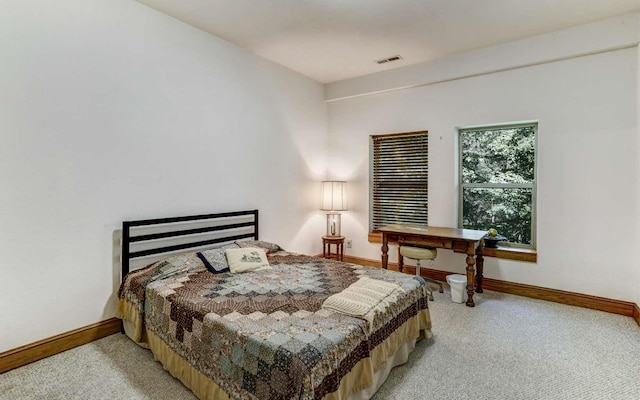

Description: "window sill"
367 232 537 263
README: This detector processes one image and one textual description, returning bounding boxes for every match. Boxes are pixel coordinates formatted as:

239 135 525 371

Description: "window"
370 131 428 232
458 122 537 248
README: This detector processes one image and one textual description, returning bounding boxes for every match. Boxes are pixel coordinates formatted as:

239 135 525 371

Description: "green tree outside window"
459 123 536 247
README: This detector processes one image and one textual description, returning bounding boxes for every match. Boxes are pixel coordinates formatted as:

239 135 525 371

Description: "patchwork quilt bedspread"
118 250 430 400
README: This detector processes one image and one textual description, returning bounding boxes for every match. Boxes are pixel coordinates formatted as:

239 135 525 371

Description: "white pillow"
224 247 271 273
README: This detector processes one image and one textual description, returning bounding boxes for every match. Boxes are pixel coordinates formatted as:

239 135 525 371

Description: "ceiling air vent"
375 55 402 65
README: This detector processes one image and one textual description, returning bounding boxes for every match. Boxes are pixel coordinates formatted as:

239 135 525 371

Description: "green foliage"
461 126 535 245
462 188 532 244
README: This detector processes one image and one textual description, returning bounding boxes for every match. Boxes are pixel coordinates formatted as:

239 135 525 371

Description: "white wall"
637 43 640 310
328 17 639 304
0 0 327 352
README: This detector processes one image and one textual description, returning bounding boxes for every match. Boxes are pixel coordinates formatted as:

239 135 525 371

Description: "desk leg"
465 243 476 307
381 234 389 269
475 243 484 293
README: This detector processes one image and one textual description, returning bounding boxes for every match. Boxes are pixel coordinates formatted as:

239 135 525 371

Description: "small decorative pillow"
236 239 283 254
149 252 206 282
225 247 271 273
197 243 239 274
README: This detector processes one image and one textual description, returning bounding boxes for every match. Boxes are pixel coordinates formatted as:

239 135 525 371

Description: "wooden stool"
322 235 344 261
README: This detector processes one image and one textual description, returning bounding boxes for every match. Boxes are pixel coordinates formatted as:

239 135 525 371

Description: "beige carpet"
2 289 639 400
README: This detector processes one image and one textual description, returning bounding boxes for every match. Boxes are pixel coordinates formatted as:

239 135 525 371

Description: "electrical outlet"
346 239 352 248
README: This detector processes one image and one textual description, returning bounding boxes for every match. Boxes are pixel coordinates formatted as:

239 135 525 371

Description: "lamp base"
326 212 342 236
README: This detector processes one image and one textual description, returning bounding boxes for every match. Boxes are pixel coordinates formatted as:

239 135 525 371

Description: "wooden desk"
378 224 486 307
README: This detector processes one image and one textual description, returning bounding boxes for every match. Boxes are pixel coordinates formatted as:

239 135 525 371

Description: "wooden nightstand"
322 235 345 261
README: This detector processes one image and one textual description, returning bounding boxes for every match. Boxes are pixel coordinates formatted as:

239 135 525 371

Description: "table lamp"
320 181 347 236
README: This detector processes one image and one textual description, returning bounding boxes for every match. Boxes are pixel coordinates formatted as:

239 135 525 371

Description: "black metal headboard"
121 209 258 278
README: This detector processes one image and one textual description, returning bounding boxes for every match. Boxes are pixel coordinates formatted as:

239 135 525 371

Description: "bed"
116 210 432 400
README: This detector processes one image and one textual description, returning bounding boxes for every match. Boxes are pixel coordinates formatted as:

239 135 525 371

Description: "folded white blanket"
322 277 404 334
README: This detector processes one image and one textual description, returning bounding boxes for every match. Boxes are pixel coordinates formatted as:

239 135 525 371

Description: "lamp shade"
320 181 347 211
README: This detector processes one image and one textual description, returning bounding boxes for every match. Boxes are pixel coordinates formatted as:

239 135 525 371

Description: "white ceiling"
135 0 640 83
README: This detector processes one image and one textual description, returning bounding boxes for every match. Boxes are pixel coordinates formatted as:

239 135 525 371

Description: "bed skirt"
142 309 431 400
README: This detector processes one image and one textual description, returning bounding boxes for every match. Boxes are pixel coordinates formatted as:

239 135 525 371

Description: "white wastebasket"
446 274 467 303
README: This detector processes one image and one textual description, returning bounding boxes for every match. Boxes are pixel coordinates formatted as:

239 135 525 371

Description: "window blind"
370 132 428 231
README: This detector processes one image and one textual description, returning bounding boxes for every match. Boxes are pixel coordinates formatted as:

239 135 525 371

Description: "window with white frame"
458 122 537 247
370 131 428 232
